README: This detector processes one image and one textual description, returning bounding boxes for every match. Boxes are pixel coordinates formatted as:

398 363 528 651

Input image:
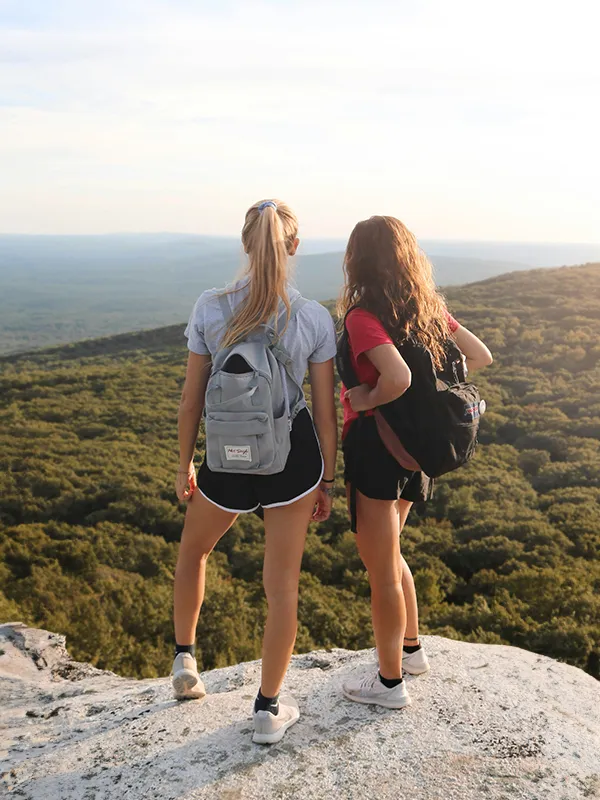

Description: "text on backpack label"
224 445 252 462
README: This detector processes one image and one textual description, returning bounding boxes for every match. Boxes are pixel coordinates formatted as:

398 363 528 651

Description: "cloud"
0 0 598 238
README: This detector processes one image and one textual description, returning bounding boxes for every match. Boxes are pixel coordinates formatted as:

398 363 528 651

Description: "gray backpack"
204 293 308 475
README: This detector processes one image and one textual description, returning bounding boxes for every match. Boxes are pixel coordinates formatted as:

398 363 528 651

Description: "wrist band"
321 477 335 484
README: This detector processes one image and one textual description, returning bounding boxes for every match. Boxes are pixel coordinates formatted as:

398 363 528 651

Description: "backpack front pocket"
205 412 273 472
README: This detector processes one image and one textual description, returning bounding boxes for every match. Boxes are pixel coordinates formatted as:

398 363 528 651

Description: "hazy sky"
1 0 599 241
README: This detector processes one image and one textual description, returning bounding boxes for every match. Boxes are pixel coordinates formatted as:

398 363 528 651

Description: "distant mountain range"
1 233 599 355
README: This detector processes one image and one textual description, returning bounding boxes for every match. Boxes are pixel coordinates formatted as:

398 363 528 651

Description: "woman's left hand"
312 485 332 522
345 383 374 412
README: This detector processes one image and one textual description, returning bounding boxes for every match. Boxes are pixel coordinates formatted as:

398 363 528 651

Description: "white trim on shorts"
198 414 324 514
197 487 260 515
199 461 324 513
263 415 324 509
261 461 324 509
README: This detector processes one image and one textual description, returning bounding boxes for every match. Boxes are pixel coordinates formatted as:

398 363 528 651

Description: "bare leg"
260 490 317 697
397 499 420 645
174 489 237 645
355 489 406 680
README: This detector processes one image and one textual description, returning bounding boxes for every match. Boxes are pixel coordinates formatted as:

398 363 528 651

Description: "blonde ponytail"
221 199 298 348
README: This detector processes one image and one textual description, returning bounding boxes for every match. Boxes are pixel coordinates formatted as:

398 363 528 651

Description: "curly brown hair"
338 215 450 369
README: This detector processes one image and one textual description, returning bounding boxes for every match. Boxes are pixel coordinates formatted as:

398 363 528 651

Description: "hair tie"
258 201 277 213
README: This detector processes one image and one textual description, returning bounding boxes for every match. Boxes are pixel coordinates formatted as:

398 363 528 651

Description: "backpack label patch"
224 445 252 462
466 403 481 420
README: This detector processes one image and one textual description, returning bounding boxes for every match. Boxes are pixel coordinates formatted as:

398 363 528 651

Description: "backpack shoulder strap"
220 292 306 335
268 297 309 389
275 295 308 333
218 292 233 324
268 296 309 359
335 305 361 389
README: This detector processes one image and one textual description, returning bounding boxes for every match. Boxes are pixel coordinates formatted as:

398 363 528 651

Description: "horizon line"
1 232 600 247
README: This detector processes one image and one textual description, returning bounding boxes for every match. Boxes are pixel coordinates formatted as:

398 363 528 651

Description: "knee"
177 544 211 569
356 538 403 588
366 566 403 593
263 578 299 609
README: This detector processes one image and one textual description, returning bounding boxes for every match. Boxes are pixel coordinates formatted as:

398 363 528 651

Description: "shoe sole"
342 689 412 709
252 714 299 744
402 662 431 676
172 669 206 700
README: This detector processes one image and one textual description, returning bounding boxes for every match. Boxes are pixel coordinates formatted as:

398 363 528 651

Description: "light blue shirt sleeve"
184 294 210 355
308 303 338 363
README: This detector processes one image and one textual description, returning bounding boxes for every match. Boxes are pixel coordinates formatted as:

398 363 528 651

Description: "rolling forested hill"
1 264 599 679
4 233 600 356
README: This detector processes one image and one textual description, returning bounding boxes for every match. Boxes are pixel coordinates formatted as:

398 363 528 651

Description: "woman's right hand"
345 383 375 412
176 463 197 503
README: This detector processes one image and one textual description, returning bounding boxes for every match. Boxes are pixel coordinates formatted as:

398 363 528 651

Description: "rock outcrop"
1 623 599 799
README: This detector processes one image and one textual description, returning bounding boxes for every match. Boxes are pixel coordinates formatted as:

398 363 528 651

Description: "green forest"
1 264 599 680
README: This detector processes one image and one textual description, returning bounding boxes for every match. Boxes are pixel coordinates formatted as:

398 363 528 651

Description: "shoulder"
296 299 337 362
345 307 393 352
346 307 388 334
347 307 379 322
300 302 336 350
191 286 222 311
195 279 249 305
299 298 334 325
186 291 213 331
190 281 244 319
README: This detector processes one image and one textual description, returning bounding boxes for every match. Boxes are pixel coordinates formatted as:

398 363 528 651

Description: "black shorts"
343 415 434 503
197 407 323 513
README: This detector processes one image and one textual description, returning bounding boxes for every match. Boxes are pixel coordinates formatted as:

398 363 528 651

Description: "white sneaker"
343 672 411 709
403 647 430 676
171 653 206 700
252 695 300 744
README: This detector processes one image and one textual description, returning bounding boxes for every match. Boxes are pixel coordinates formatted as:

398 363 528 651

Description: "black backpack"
337 309 485 480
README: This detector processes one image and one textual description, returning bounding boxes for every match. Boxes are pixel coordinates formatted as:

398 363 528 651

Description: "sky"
1 0 599 241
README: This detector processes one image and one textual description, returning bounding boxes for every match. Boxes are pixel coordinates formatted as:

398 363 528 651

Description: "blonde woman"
338 216 492 708
173 200 337 743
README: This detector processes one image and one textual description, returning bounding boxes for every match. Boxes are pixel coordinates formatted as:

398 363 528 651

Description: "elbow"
179 390 203 415
467 350 493 371
392 371 411 398
482 349 494 367
314 403 338 433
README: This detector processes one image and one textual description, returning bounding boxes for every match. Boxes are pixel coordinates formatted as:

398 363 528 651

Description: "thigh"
256 408 323 509
196 460 259 513
344 417 411 501
262 490 316 596
354 490 403 582
180 487 238 557
397 499 413 531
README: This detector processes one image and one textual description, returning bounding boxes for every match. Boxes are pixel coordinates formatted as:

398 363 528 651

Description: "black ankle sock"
403 643 422 654
378 671 403 688
175 643 195 658
254 689 279 715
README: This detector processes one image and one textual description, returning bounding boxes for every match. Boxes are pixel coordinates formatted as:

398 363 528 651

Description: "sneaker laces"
358 673 381 692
